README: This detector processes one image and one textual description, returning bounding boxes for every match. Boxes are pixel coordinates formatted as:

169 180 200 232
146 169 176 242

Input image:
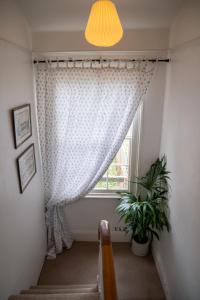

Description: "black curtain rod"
33 58 170 64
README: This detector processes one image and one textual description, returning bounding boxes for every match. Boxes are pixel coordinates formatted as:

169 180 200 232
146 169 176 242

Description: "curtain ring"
36 59 39 69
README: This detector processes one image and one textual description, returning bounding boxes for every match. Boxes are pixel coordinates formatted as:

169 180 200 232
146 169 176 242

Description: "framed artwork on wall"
17 144 36 193
12 104 32 148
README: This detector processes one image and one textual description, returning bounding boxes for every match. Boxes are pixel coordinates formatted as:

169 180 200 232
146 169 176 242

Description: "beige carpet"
39 242 165 300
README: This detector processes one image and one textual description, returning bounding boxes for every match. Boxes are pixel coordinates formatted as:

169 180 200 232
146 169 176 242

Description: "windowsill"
84 192 122 199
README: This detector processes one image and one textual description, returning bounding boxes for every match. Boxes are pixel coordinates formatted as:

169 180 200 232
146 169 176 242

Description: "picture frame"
17 144 36 193
12 104 32 148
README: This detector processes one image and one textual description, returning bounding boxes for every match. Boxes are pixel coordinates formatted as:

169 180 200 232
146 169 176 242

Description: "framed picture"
17 144 36 193
12 104 32 148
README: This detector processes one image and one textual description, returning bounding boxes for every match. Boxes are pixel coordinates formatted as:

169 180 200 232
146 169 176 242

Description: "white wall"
65 64 167 242
153 1 200 299
32 29 169 52
0 0 31 50
0 1 46 299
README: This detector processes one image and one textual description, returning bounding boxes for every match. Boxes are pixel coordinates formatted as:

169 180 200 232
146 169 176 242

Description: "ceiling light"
85 0 123 47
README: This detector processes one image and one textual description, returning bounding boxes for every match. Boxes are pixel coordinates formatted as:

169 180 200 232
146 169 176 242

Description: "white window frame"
86 103 143 199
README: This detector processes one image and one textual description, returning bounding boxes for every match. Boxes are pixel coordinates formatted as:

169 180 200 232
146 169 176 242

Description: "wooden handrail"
98 220 118 300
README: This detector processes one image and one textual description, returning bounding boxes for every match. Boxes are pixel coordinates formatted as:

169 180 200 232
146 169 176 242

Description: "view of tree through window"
94 125 132 191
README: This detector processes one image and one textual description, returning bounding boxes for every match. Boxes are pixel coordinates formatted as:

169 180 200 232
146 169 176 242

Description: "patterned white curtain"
35 60 155 259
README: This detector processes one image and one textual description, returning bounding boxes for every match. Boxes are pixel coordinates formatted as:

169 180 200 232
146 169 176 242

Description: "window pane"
108 165 128 178
108 166 128 190
112 139 130 165
95 178 107 189
126 124 133 138
107 177 128 190
93 121 133 192
95 173 107 189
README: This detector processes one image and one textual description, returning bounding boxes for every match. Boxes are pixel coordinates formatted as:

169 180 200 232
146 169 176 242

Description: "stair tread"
31 284 97 290
9 292 99 300
21 288 98 294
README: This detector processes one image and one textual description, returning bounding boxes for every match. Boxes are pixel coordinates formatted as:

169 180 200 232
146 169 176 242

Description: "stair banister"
98 220 118 300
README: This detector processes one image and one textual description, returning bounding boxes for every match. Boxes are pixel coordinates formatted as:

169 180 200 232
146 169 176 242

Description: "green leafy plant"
116 156 170 244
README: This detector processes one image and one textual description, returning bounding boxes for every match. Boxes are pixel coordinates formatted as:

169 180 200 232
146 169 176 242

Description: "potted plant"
116 156 170 256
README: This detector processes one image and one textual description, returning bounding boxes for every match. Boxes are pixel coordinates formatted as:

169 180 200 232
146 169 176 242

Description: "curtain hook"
99 56 103 68
45 59 48 69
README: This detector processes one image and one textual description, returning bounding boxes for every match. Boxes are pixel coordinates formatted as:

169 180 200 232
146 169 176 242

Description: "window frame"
86 103 143 198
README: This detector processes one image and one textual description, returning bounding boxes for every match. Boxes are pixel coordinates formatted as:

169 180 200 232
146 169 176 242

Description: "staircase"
9 284 99 300
8 220 118 300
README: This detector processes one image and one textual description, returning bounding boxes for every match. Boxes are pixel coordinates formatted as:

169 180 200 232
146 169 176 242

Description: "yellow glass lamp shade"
85 0 123 47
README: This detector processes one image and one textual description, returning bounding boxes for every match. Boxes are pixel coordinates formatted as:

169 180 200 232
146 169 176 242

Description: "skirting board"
151 246 170 300
72 230 131 242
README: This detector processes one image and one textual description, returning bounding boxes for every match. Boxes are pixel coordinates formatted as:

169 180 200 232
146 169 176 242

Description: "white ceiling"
16 0 184 32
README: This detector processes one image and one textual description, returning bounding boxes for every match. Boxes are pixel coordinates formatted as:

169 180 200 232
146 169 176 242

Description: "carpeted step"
9 292 99 300
30 284 97 290
21 288 98 294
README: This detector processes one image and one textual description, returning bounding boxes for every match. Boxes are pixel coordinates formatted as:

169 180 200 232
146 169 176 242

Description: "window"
90 103 143 195
94 125 132 192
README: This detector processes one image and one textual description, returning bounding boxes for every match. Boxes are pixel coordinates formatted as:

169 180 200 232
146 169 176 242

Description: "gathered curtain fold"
35 60 155 259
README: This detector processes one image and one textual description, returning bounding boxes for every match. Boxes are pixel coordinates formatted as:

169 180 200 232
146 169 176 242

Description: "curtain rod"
33 58 170 64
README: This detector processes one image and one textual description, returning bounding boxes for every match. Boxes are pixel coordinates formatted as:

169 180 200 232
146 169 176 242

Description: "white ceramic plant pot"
131 238 150 256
